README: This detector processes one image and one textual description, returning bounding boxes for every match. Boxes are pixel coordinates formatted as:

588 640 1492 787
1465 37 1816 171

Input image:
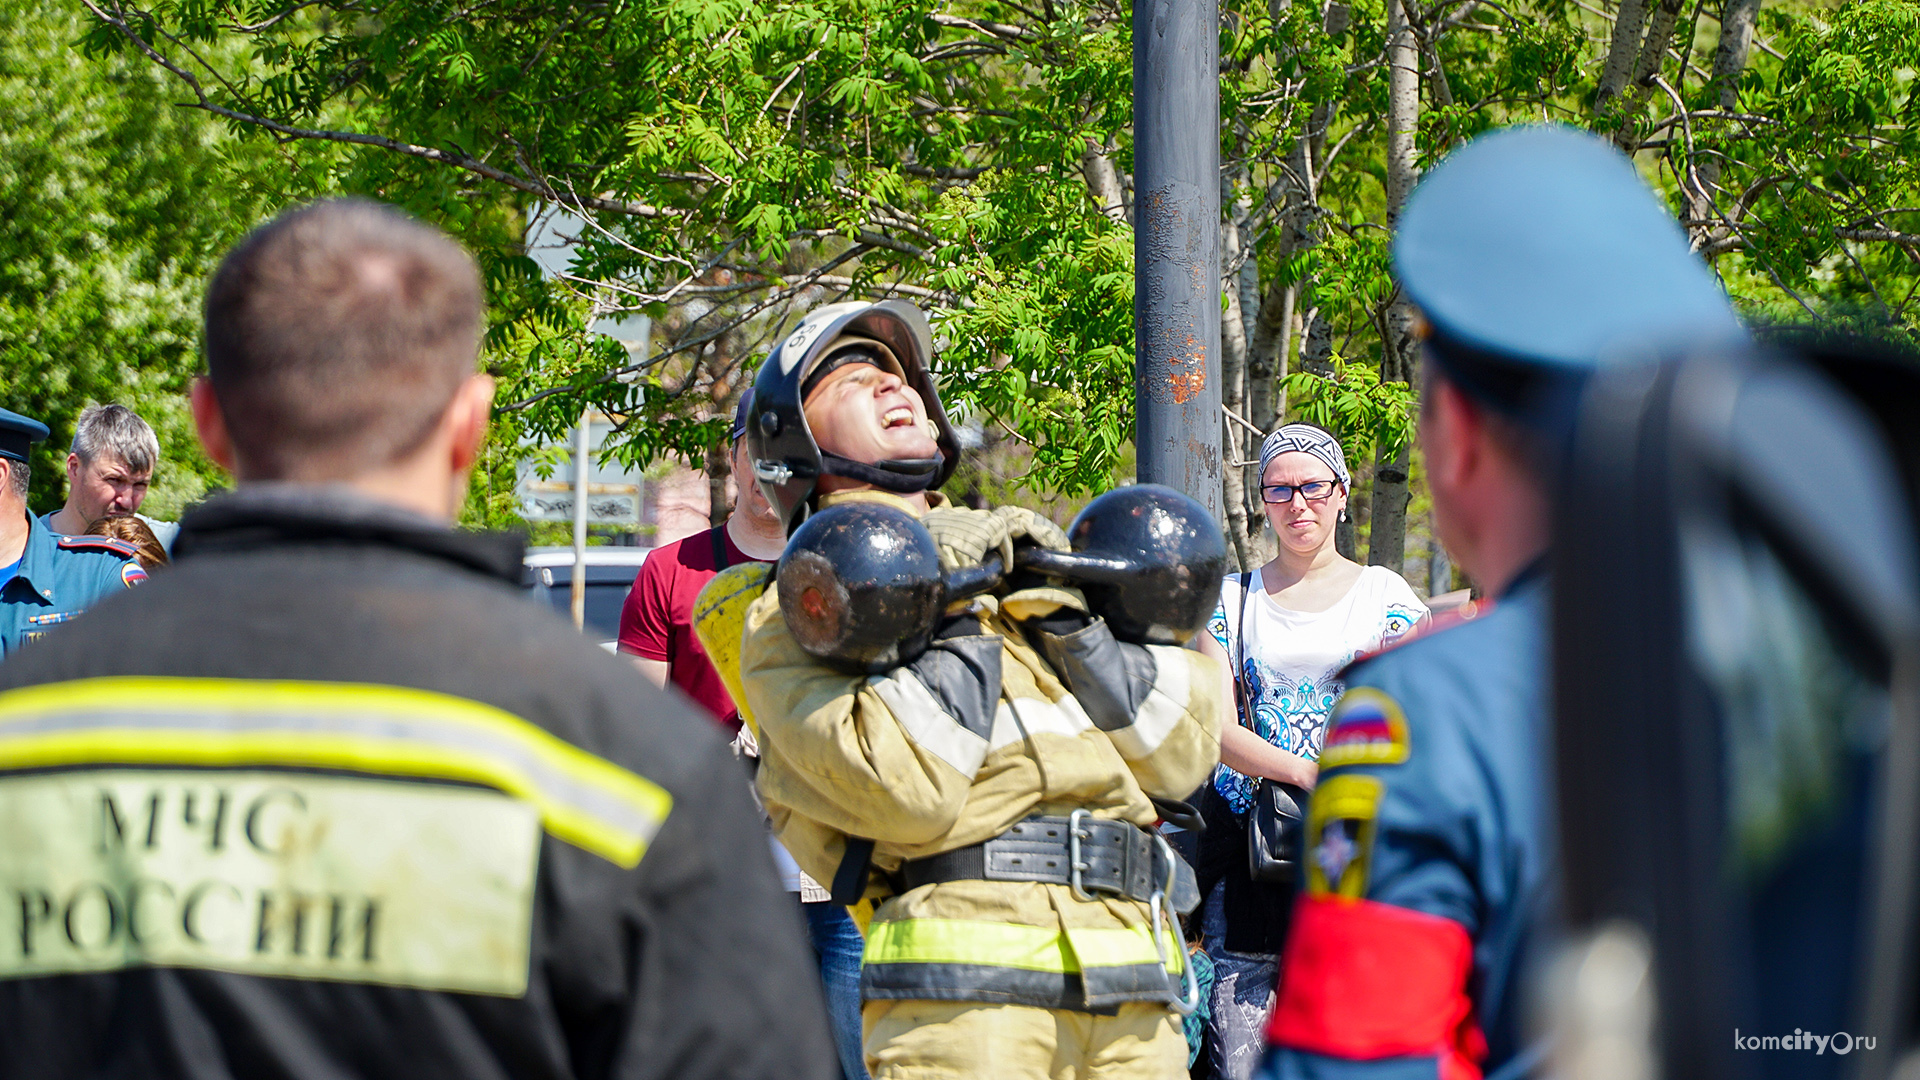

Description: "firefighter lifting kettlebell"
697 298 1226 1079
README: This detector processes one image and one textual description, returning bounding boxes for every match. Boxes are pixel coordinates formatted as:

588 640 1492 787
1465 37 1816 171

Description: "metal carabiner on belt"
1149 832 1202 1016
1067 808 1096 902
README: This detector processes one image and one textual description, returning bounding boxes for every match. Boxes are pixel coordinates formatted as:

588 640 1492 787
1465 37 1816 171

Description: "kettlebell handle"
1017 547 1136 584
941 548 1139 606
942 555 1005 603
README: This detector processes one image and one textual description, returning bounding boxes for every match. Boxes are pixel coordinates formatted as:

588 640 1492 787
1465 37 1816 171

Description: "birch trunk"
1247 88 1328 436
1710 0 1763 112
1081 138 1128 223
1371 0 1419 574
1247 281 1292 432
1596 0 1653 114
1616 0 1689 133
1687 0 1764 250
1220 170 1255 570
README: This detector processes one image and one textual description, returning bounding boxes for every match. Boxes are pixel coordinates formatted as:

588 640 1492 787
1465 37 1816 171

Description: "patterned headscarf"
1259 423 1351 490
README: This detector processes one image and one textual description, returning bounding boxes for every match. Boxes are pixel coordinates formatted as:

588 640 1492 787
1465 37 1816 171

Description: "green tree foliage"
0 0 309 516
1675 1 1920 323
64 0 1920 565
75 0 1153 498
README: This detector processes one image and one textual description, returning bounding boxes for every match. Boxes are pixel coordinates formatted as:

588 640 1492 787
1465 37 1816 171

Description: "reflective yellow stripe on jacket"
860 910 1184 1007
0 677 673 867
865 918 1183 974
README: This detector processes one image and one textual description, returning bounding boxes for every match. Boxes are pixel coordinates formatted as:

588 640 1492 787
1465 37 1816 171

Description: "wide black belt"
900 813 1200 913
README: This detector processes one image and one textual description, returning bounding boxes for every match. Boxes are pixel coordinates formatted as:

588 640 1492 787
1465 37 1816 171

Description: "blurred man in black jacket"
0 198 836 1080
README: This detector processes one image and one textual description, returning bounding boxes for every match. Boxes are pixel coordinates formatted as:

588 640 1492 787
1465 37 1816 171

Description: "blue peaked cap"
1395 125 1742 412
0 408 48 464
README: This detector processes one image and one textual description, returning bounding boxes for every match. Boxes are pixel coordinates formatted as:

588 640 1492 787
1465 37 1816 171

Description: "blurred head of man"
0 456 27 522
56 405 157 531
1417 353 1550 597
800 341 940 497
191 199 492 521
725 390 786 558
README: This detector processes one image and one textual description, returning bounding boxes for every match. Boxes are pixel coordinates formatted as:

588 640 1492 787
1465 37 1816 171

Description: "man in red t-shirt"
619 393 787 730
618 391 871 1080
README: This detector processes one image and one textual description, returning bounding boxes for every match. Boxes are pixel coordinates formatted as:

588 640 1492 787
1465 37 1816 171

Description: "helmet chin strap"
820 451 945 494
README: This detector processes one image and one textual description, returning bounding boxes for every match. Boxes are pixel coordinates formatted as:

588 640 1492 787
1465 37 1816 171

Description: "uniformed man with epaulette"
1257 126 1745 1079
0 407 145 657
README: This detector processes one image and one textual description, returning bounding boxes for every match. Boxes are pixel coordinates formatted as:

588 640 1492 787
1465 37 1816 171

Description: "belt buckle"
1068 809 1095 902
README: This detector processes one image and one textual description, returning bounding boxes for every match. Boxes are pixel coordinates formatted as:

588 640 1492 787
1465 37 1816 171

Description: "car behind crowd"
521 546 651 648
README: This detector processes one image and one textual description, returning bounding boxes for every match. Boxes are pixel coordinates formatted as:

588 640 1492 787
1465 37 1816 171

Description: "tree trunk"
1081 137 1128 223
1596 0 1653 115
1426 534 1451 598
1369 319 1415 571
1687 0 1764 251
1248 281 1291 432
1243 1 1345 453
1220 170 1255 570
1370 0 1419 574
707 361 744 528
1299 306 1333 377
1368 428 1412 570
1617 0 1689 132
1711 0 1762 112
705 440 731 528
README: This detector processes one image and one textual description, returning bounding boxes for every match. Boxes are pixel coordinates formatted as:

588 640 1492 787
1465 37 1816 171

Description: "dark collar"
173 485 526 585
1500 555 1549 600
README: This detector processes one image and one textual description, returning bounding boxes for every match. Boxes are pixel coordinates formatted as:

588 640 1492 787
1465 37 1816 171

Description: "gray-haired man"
44 403 173 544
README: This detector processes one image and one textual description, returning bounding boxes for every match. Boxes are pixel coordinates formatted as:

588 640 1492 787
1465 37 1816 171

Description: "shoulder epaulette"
1341 596 1496 675
56 535 139 558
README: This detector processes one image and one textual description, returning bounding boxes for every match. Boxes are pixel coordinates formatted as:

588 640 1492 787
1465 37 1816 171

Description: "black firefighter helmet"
747 300 962 535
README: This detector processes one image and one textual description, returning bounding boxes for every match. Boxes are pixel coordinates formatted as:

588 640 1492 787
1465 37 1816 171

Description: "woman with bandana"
1192 423 1428 1080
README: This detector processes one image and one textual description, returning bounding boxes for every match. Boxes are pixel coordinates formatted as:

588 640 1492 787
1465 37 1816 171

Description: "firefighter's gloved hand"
922 507 1015 573
1002 584 1088 624
991 506 1070 554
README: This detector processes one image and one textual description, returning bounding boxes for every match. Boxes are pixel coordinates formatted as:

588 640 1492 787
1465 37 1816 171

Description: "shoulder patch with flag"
1318 687 1410 768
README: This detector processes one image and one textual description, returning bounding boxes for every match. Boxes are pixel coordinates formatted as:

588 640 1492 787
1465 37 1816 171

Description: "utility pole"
571 407 590 631
1133 0 1221 521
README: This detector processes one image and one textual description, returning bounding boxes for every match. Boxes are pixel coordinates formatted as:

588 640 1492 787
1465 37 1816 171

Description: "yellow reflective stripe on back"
1065 924 1184 975
0 677 672 868
864 918 1177 974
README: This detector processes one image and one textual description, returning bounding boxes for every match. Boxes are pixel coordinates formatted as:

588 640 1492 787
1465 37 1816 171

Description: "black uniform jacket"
0 486 836 1080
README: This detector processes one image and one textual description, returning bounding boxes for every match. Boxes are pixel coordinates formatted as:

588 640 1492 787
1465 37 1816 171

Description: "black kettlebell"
777 501 1002 674
777 485 1228 671
1023 484 1229 645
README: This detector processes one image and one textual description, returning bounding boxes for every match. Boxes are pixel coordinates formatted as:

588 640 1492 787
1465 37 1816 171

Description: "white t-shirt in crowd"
1207 565 1428 813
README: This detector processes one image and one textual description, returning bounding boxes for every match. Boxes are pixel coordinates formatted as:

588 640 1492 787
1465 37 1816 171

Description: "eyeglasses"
1261 480 1338 504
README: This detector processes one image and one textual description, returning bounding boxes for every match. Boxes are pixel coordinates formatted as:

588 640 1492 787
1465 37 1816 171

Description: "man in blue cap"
1256 125 1742 1079
0 406 145 657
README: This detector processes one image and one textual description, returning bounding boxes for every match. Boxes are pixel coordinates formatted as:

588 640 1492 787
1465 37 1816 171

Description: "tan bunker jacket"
738 495 1224 1012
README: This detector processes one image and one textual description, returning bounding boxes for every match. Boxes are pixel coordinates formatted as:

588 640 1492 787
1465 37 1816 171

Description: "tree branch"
929 12 1038 41
81 0 676 220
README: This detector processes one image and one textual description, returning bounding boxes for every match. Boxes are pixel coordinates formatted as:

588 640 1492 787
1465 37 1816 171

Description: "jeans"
803 900 870 1080
1200 882 1278 1080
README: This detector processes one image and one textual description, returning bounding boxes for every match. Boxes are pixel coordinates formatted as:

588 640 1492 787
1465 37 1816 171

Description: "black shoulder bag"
1232 571 1311 884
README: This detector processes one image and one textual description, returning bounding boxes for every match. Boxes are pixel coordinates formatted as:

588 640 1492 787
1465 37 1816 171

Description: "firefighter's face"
1261 452 1346 556
804 362 941 465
